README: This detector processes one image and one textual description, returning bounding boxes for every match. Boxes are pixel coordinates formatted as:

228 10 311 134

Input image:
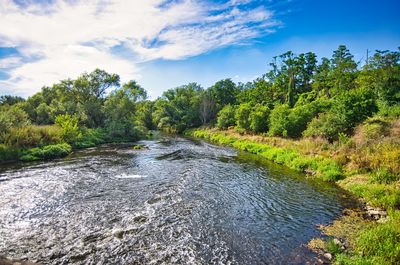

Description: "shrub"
217 104 236 129
73 128 107 149
377 100 400 118
235 103 252 131
0 144 20 162
355 116 391 144
55 114 81 143
303 112 346 141
269 102 324 138
20 143 72 161
0 105 30 133
249 104 270 133
268 104 291 137
333 87 378 130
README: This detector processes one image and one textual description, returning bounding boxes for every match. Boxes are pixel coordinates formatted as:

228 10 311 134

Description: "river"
0 136 350 264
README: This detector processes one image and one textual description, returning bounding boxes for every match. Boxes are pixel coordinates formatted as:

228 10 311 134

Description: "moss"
132 144 146 150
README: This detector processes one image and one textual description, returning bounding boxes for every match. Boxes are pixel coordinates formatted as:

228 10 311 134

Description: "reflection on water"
0 137 351 264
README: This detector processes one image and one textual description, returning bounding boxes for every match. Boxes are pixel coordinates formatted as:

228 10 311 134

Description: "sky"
0 0 399 99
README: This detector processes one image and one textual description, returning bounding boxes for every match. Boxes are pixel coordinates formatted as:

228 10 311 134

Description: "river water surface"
0 137 350 264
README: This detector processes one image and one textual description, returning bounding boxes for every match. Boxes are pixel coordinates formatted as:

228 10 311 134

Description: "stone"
323 253 332 260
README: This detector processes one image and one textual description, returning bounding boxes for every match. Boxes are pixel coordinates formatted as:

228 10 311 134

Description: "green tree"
104 81 147 138
216 104 236 129
55 114 81 144
235 103 252 131
249 104 270 133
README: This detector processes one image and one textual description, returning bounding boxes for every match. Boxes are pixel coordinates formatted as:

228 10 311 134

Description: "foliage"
333 87 378 131
268 104 291 137
0 125 63 149
73 128 107 149
235 103 252 131
303 112 346 141
104 81 147 139
0 144 20 161
249 104 270 133
153 83 203 133
268 101 324 138
20 143 72 161
217 104 236 129
0 105 30 133
55 114 81 144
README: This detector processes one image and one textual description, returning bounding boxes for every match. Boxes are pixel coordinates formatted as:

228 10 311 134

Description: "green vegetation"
0 69 151 163
20 143 72 161
1 45 399 263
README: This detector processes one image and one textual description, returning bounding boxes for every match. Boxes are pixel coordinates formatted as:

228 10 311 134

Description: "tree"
249 105 270 133
330 45 358 94
217 104 236 129
104 81 147 138
0 95 25 106
208 79 239 109
200 90 216 125
153 83 203 133
55 114 81 143
235 103 252 131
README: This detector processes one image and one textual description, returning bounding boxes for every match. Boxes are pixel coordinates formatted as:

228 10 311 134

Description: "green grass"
347 183 400 209
334 210 400 265
189 129 343 181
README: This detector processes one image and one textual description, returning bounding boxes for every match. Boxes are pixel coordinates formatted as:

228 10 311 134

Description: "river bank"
187 128 400 264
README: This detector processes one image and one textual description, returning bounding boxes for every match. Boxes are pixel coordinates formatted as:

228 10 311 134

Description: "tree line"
0 45 399 157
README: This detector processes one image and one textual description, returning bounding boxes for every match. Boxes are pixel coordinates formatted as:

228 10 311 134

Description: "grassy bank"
188 128 400 264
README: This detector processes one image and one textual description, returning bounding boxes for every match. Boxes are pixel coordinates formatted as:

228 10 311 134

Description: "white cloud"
0 56 22 68
0 0 277 96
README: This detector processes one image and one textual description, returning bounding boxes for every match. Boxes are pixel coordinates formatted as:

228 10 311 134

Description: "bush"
356 116 391 143
269 102 324 138
73 128 107 149
0 105 30 133
377 100 400 118
249 104 270 133
217 104 236 129
333 88 378 130
303 112 346 141
0 144 20 162
20 143 72 161
235 103 252 131
55 114 81 144
268 104 291 137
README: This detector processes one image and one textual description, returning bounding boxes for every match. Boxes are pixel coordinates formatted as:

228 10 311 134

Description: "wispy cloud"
0 0 277 96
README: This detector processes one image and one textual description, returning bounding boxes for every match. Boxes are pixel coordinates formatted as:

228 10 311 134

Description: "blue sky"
0 0 399 98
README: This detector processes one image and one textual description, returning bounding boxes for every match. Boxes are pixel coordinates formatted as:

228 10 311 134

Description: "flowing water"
0 137 352 264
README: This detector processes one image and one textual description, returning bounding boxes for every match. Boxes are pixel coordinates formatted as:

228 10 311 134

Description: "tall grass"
0 125 63 148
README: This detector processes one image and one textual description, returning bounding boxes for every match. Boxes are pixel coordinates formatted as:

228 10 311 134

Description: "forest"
1 45 400 264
